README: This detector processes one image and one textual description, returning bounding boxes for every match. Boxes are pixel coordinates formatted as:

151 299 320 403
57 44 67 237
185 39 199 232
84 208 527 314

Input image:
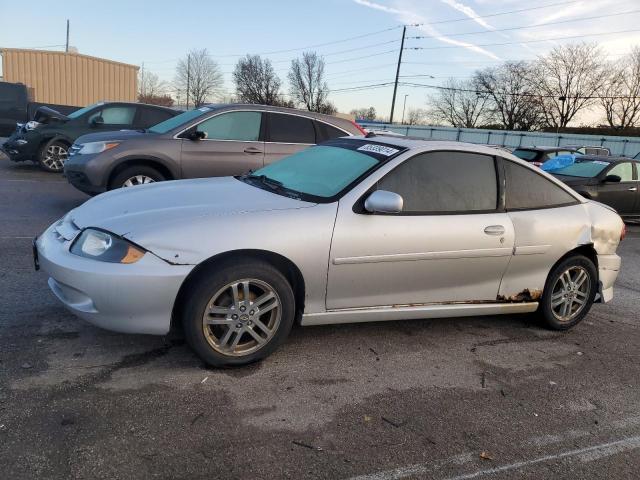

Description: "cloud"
353 0 502 60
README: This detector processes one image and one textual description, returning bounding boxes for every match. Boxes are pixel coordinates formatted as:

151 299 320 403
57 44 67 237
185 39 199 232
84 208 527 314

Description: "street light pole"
401 94 408 124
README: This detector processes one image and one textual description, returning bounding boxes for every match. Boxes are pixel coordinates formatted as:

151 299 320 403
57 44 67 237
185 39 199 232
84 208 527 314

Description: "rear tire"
38 139 69 172
539 255 597 330
108 165 165 190
181 259 295 367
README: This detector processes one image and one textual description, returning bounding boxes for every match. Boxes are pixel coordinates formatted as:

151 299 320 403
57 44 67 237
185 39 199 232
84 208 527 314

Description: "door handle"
244 147 263 154
484 225 505 236
628 187 638 191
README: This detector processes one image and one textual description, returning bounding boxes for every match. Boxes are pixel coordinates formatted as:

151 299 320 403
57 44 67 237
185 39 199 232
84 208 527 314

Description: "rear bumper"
597 253 621 303
36 221 194 335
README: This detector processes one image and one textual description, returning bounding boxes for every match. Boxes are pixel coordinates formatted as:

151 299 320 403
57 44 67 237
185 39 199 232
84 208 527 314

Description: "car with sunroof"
63 104 365 194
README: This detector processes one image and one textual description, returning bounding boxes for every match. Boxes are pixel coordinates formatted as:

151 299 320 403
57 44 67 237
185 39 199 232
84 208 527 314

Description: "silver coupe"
35 136 625 366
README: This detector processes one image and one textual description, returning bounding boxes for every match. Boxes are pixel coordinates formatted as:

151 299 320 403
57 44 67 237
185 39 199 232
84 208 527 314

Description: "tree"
428 78 490 128
138 70 168 97
406 108 427 125
473 61 543 131
600 48 640 129
175 49 224 107
350 107 377 121
288 51 331 112
138 93 174 107
532 43 606 129
233 55 282 105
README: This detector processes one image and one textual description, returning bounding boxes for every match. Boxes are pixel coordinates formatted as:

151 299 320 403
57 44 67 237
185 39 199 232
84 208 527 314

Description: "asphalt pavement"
1 151 639 480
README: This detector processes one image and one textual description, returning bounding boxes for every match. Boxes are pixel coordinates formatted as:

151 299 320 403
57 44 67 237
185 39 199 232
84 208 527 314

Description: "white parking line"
348 435 640 480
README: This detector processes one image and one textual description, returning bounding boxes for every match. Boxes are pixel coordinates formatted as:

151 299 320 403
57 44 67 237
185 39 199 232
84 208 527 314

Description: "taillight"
620 223 626 241
351 120 367 135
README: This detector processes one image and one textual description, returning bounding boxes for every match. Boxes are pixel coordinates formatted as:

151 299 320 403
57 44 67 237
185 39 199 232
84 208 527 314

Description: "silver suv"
63 104 364 194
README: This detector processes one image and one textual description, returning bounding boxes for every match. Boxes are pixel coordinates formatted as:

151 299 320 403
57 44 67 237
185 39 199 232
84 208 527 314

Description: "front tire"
109 165 165 190
181 259 295 367
38 139 69 172
539 255 597 330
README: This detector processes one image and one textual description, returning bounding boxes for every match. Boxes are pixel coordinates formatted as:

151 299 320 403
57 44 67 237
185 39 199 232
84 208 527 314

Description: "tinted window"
512 149 540 162
607 162 634 181
316 121 347 142
504 160 577 209
88 106 136 125
197 111 262 141
138 107 176 128
268 113 316 144
376 151 498 213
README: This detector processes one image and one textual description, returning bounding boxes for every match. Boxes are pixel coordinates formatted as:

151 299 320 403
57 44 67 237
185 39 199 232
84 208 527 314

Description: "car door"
596 162 637 215
263 112 317 165
180 110 265 178
326 150 515 309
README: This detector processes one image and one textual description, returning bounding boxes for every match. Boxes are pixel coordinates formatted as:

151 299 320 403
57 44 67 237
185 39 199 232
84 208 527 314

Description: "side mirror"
604 174 621 183
364 190 403 214
90 116 104 127
188 130 207 141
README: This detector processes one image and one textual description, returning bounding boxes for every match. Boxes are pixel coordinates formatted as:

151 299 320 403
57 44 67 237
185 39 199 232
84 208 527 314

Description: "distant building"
0 48 139 107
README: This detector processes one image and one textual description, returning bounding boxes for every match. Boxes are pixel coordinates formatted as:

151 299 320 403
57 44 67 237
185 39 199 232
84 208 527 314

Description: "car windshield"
148 107 213 134
243 141 400 200
512 149 539 161
547 159 611 178
67 103 102 119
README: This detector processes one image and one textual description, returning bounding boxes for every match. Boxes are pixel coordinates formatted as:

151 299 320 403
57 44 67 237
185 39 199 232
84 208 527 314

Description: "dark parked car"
546 155 639 218
63 104 365 194
1 102 180 172
512 146 579 167
0 81 80 137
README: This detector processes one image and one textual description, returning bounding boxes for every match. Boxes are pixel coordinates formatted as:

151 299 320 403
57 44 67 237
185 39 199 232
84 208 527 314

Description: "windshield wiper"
241 174 301 199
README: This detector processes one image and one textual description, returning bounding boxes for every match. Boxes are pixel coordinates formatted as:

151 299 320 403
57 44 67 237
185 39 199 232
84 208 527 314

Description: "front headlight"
70 229 145 264
77 141 120 155
25 121 41 131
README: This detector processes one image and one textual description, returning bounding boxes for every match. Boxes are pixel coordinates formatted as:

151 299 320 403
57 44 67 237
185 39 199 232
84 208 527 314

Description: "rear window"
512 149 539 161
504 160 578 209
268 113 316 144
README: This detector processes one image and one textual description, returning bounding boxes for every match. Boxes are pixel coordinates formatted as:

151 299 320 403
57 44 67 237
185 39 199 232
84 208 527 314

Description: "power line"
412 0 583 27
406 28 640 51
408 8 640 40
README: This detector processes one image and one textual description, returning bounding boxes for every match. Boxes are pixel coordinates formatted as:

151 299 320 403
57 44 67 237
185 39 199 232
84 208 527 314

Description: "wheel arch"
171 249 306 330
107 156 177 187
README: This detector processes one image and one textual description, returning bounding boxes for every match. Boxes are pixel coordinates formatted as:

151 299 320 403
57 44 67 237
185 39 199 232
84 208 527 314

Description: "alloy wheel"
202 278 281 357
122 175 155 187
550 266 591 322
43 145 68 171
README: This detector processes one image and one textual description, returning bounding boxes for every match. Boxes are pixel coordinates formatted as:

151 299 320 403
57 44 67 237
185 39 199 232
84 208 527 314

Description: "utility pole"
65 19 70 52
389 25 406 124
401 94 408 124
140 62 145 97
186 53 191 109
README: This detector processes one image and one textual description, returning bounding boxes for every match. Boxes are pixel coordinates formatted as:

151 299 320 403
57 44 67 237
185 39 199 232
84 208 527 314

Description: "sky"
2 0 640 123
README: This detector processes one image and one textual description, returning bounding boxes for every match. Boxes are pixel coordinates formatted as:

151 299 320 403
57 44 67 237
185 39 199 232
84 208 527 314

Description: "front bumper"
2 136 36 162
64 152 109 195
36 220 194 335
597 253 621 303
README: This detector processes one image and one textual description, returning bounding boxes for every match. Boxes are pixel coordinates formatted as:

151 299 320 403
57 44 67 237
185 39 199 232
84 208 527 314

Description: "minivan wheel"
109 165 165 190
181 259 295 367
38 140 69 172
539 255 597 330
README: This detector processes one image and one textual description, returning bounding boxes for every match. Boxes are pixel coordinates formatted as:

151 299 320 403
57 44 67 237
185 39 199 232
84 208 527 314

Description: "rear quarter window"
503 160 578 210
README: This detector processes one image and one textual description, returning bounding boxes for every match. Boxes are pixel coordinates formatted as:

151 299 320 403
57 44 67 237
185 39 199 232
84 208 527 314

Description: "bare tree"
138 70 168 97
350 107 377 121
532 43 606 129
233 55 282 105
288 51 331 112
600 48 640 129
175 49 224 107
406 108 427 125
473 61 543 131
428 78 490 128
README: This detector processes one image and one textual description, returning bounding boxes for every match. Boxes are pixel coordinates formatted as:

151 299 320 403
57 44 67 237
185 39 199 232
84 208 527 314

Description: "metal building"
0 48 139 106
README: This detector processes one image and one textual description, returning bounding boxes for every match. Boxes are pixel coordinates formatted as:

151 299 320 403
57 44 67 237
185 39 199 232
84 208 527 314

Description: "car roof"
575 154 634 163
514 146 577 152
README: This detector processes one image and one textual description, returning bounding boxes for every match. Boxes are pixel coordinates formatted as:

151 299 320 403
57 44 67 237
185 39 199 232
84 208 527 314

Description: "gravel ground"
0 154 639 480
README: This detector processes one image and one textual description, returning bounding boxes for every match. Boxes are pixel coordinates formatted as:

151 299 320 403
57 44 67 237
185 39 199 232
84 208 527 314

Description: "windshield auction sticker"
357 144 400 156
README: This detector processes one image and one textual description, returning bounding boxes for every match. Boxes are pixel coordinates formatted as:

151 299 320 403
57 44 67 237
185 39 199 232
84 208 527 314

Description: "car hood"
74 129 152 144
70 176 315 238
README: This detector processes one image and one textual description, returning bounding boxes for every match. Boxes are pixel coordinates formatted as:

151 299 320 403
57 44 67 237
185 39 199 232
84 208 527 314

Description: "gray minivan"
63 104 364 194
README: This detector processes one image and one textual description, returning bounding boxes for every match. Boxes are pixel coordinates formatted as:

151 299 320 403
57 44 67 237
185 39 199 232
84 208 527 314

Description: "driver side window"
607 162 634 182
196 111 262 141
88 106 136 126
